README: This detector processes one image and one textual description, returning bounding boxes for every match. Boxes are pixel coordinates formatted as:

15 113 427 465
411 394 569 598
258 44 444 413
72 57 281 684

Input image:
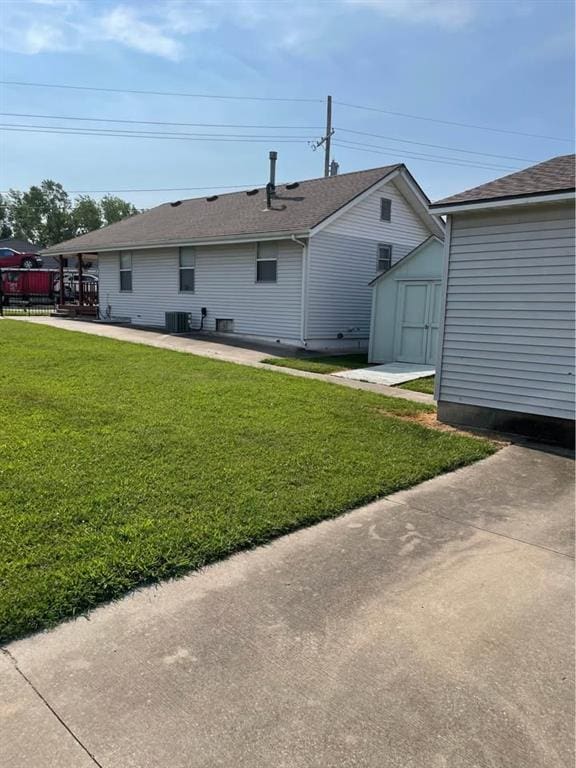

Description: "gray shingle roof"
431 154 575 209
44 164 402 255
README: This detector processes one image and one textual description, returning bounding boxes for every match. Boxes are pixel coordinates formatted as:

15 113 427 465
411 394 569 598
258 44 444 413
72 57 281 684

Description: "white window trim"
377 243 393 273
119 251 132 292
178 246 196 293
255 242 278 283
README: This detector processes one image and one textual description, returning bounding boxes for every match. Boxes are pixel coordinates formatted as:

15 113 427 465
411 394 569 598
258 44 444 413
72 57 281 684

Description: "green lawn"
263 353 368 374
398 376 436 395
0 322 495 642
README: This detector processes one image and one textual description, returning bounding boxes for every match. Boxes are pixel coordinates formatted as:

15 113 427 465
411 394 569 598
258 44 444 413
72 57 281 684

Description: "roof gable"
369 236 443 286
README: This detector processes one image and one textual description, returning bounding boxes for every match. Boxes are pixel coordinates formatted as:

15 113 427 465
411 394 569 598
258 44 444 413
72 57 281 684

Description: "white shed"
368 236 444 365
430 154 575 446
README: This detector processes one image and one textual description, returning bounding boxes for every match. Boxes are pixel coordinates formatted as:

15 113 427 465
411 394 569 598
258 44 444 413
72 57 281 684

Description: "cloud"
0 0 480 61
98 6 184 61
20 21 70 53
0 0 215 60
345 0 478 28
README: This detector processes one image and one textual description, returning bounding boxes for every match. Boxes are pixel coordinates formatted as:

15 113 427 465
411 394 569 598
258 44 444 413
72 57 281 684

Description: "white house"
368 236 444 365
43 157 444 351
430 154 575 446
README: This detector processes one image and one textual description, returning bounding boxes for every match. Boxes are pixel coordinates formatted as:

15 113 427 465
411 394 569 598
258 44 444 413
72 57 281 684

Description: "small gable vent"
206 195 219 202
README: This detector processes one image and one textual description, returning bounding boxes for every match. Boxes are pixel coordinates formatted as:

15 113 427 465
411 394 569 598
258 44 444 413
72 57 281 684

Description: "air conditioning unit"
165 311 190 333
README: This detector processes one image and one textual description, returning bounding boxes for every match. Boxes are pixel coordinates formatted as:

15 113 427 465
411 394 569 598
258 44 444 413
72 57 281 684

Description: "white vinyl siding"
325 180 431 242
438 203 575 420
305 180 432 341
98 240 303 342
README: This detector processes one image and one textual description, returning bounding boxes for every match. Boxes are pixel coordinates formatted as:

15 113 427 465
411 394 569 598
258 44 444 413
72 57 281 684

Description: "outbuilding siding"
438 203 575 419
305 181 432 342
98 240 303 342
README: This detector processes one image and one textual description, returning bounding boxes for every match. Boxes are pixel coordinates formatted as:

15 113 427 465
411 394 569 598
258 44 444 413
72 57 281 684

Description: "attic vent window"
380 198 392 221
246 189 259 196
285 182 299 190
377 243 392 273
206 195 218 202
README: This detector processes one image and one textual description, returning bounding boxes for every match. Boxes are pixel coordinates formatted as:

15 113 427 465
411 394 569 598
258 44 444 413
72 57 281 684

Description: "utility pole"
323 95 332 177
309 95 334 176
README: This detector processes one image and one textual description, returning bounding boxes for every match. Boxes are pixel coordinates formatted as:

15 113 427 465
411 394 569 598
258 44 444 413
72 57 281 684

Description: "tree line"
0 180 140 248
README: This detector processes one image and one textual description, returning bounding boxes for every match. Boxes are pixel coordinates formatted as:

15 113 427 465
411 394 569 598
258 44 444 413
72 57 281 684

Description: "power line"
2 123 527 170
0 184 264 194
0 80 322 104
0 112 535 163
336 138 519 171
0 125 312 143
0 122 314 139
335 101 572 142
333 141 521 173
0 112 324 131
337 127 538 163
2 81 570 142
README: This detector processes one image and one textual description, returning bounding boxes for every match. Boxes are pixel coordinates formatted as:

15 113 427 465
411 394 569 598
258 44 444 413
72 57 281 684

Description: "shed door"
395 281 441 365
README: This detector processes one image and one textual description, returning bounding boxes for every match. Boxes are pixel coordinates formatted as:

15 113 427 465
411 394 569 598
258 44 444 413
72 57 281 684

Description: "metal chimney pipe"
269 151 277 191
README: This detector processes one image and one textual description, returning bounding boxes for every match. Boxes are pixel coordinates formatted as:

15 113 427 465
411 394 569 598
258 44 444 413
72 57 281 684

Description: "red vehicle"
0 247 43 269
1 269 56 304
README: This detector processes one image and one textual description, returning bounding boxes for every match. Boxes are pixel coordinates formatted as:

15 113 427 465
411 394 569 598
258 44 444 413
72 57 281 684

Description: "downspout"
291 235 308 347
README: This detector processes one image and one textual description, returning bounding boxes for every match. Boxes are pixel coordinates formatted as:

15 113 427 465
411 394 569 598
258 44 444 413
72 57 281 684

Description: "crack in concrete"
0 647 105 768
383 497 574 560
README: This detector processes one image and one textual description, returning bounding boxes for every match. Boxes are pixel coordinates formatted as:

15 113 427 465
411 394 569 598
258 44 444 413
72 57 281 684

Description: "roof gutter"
430 190 575 216
42 229 311 256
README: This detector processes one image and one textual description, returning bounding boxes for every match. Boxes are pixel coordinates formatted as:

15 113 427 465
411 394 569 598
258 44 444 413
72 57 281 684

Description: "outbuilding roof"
431 154 575 209
44 164 413 255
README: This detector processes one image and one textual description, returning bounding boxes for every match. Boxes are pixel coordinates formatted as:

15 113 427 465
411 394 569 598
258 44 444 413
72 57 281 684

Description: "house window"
179 246 195 292
119 251 132 291
380 198 392 221
377 244 393 272
256 242 278 283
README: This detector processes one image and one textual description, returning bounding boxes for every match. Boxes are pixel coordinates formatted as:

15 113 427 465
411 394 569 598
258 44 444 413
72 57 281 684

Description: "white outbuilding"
430 154 575 446
368 236 444 366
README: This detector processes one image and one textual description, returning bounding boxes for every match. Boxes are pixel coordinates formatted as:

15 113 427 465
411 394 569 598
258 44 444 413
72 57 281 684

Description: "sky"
0 0 574 209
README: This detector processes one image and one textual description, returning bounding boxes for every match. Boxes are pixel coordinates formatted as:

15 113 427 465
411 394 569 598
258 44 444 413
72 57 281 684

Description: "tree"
72 195 103 235
8 180 72 247
100 195 138 226
0 194 12 239
3 182 139 247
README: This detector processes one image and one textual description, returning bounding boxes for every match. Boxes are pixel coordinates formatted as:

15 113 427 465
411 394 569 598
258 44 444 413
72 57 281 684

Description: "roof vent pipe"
329 159 339 176
269 151 277 192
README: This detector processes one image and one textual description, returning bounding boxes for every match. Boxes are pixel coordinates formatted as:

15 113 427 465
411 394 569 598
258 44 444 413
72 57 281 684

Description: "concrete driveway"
2 444 574 768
